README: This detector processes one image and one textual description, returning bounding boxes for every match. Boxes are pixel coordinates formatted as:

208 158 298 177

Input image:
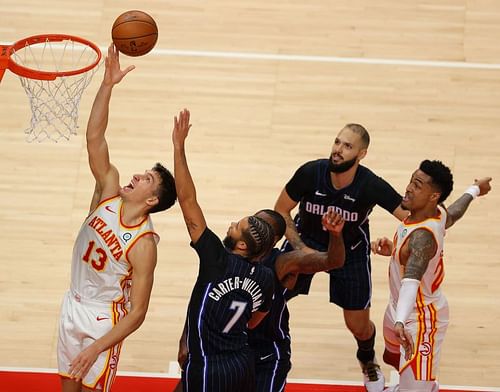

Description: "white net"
11 37 101 142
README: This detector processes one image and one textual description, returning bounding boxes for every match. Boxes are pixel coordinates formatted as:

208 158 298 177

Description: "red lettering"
82 241 108 272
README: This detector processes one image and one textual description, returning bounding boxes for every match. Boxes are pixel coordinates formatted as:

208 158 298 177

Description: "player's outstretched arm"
86 44 135 201
68 235 156 381
445 177 492 229
177 321 188 368
172 109 207 243
274 189 313 253
392 205 409 221
275 211 345 286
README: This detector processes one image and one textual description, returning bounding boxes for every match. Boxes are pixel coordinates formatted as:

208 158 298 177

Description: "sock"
356 326 376 364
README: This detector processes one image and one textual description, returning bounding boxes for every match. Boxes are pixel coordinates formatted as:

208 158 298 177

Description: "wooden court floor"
0 0 499 388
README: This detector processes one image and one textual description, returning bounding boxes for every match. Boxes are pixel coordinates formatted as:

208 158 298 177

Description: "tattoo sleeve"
277 232 344 279
404 229 437 280
445 194 473 228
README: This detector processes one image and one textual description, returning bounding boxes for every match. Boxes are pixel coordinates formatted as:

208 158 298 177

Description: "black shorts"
282 239 372 310
182 349 255 392
254 344 291 392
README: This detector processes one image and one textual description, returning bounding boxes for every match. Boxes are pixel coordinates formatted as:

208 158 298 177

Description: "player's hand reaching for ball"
321 210 345 235
172 109 192 148
103 44 135 86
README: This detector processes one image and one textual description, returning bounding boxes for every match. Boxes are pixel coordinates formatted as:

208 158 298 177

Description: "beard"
223 235 237 250
328 154 357 173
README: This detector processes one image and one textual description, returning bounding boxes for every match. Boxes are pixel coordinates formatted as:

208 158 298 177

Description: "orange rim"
4 34 102 81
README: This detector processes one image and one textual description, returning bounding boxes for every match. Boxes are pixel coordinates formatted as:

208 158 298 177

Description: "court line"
1 367 499 391
2 40 500 70
148 48 500 70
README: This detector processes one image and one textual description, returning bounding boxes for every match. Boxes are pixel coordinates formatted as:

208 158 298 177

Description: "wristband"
395 278 420 325
465 185 480 199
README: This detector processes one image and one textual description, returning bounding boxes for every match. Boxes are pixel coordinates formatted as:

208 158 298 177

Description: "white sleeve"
395 278 420 325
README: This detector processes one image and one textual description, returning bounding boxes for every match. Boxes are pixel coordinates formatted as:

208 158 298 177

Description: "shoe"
360 360 385 392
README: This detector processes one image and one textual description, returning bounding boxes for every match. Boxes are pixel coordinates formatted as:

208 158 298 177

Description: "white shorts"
383 294 449 383
57 290 129 391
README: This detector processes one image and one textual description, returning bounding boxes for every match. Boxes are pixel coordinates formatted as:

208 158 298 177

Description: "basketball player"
172 108 276 392
176 208 346 392
250 208 345 392
57 44 177 392
371 161 492 392
274 124 408 390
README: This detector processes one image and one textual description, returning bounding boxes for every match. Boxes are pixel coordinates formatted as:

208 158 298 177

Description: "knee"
383 349 400 370
345 319 373 340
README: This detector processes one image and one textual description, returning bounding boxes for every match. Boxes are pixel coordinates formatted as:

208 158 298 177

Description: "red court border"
0 369 497 392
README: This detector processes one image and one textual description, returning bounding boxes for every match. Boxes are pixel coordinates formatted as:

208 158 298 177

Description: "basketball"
111 10 158 57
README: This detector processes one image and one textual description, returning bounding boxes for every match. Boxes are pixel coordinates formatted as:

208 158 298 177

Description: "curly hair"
241 216 275 260
419 159 454 203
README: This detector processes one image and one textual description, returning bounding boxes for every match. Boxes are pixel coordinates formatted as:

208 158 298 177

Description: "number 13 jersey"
70 195 159 303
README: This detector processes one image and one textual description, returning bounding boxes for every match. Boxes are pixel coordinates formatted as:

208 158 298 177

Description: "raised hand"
474 177 492 197
172 108 192 148
103 44 135 86
321 210 345 235
371 237 393 256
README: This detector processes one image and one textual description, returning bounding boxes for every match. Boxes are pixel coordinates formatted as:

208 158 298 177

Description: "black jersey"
186 227 275 359
248 248 291 355
285 159 402 252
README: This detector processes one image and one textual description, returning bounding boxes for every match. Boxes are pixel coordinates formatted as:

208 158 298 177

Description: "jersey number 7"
222 301 247 333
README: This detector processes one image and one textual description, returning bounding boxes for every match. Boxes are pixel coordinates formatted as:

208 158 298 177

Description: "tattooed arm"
275 211 345 287
445 177 492 229
172 109 207 243
393 228 438 360
403 229 438 280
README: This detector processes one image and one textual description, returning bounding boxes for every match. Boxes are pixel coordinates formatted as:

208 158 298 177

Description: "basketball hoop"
0 34 102 142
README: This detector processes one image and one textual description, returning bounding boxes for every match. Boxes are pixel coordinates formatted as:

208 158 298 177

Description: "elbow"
328 256 345 270
129 309 147 331
178 193 196 204
178 195 198 211
86 131 102 145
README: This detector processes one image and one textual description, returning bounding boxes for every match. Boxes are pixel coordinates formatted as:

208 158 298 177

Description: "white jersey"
385 205 450 383
70 195 159 303
389 205 447 308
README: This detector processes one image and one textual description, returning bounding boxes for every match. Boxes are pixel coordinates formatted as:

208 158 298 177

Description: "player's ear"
358 148 367 160
235 240 247 252
430 191 441 203
146 196 159 208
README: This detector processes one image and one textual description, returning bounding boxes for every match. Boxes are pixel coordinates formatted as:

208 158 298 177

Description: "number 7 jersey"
70 195 159 303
